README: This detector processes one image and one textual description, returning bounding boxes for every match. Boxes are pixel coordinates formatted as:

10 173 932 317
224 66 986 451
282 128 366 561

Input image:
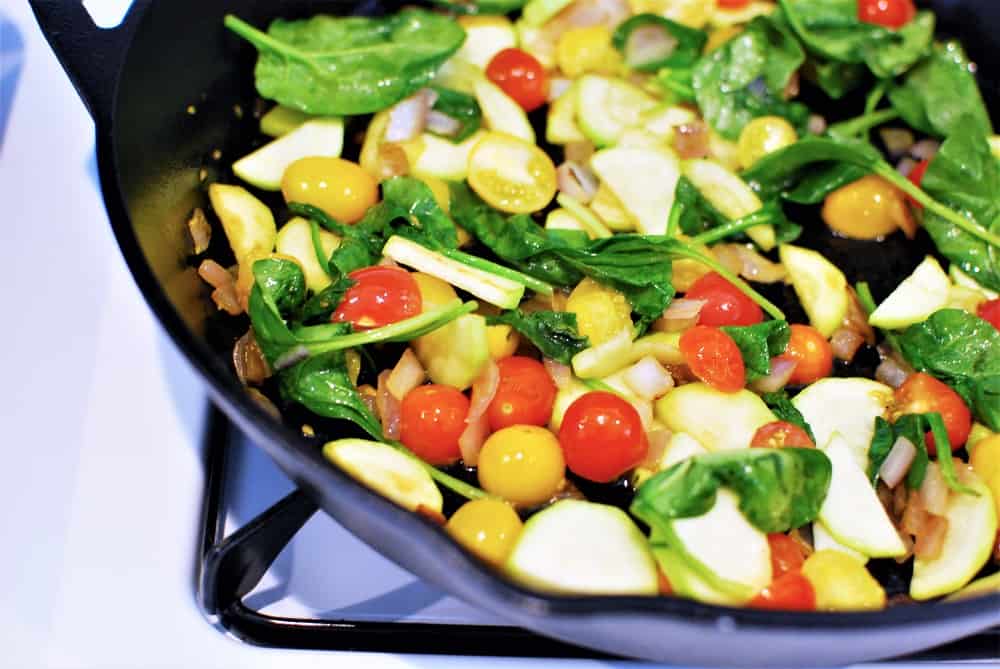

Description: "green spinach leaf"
783 162 868 204
805 58 866 99
761 391 816 442
721 320 791 381
487 310 590 364
656 67 697 103
867 415 929 489
428 0 527 13
428 86 481 143
742 135 883 199
612 14 707 72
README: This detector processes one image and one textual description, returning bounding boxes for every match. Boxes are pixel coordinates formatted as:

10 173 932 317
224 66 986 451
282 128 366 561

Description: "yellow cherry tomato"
566 277 634 345
821 175 916 240
418 175 451 213
477 425 565 506
487 324 520 360
281 157 378 224
801 550 886 611
556 26 620 78
446 498 524 566
970 434 1000 522
412 272 458 309
737 116 798 169
467 132 557 214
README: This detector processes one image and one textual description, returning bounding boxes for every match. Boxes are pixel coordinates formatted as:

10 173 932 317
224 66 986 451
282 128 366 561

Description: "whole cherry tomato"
858 0 916 29
751 422 815 449
977 298 1000 331
400 385 470 465
679 325 746 393
776 324 834 386
558 392 648 483
767 533 808 578
894 372 973 455
487 356 558 431
485 48 548 112
332 266 422 329
685 272 764 327
749 571 816 611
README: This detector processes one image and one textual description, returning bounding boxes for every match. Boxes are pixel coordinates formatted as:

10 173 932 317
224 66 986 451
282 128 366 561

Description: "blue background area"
0 12 24 149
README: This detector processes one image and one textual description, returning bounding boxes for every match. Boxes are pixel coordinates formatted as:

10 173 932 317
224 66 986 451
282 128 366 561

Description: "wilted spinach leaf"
721 320 791 381
742 135 882 200
612 14 707 72
762 391 816 442
867 415 929 490
487 310 590 364
428 86 481 142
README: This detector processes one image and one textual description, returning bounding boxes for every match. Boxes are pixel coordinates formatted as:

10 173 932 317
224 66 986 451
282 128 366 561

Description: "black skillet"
29 1 1000 665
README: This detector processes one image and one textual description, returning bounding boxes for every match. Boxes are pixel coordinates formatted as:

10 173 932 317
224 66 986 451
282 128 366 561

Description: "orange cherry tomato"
978 298 1000 331
894 372 972 455
685 272 764 327
751 422 815 449
558 392 649 483
906 158 931 209
400 385 470 465
767 533 808 578
776 324 834 386
749 571 816 611
487 356 558 431
858 0 916 28
485 48 548 112
332 266 422 329
717 0 750 7
679 325 746 393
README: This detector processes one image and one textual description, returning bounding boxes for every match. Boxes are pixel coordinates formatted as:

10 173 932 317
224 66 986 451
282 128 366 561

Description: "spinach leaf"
721 320 791 381
867 415 929 489
761 391 816 443
897 309 1000 431
224 11 465 115
656 67 697 103
805 58 866 100
428 86 481 143
428 0 527 13
692 16 809 140
888 41 992 140
487 310 590 364
296 275 355 324
742 135 882 200
673 176 730 237
612 14 707 72
631 447 832 534
248 258 309 364
783 162 868 204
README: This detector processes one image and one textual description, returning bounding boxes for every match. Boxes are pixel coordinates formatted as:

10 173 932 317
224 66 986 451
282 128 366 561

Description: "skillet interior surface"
34 0 1000 664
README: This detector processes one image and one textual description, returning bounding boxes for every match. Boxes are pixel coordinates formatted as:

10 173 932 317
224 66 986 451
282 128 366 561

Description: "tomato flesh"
978 298 1000 331
906 158 931 208
332 266 422 329
858 0 916 28
776 324 834 386
752 422 815 449
894 372 972 455
400 385 470 465
558 392 648 483
767 533 808 578
685 272 764 327
487 356 558 431
717 0 750 8
486 48 548 112
749 571 816 611
679 325 746 393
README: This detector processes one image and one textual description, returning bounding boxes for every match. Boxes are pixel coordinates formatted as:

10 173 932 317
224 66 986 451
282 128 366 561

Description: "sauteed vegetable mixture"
198 0 1000 611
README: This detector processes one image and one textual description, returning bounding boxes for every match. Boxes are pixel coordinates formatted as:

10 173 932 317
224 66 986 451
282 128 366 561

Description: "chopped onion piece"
375 142 410 180
233 329 271 386
187 207 211 254
713 244 786 284
198 258 235 290
910 139 940 161
843 287 876 345
914 514 949 561
426 110 462 138
879 127 915 159
879 436 917 489
630 397 654 431
807 114 828 136
896 156 917 178
386 348 426 401
459 360 500 466
652 298 706 333
624 25 677 69
918 462 949 517
384 89 435 142
543 358 573 390
376 370 402 440
830 327 865 362
673 122 710 160
749 357 797 394
876 357 912 389
640 428 671 469
458 413 490 467
556 161 599 203
623 356 674 400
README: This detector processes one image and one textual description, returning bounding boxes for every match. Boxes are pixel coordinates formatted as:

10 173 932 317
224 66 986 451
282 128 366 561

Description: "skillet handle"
28 0 149 127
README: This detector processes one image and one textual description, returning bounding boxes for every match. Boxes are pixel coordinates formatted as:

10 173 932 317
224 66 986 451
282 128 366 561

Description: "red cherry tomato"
717 0 750 8
775 324 834 386
679 325 746 393
858 0 916 29
487 356 557 431
400 385 470 465
685 272 764 327
978 298 1000 331
906 158 931 208
767 533 808 578
558 392 649 483
749 571 816 611
332 266 422 329
751 422 815 449
486 48 548 113
894 372 972 455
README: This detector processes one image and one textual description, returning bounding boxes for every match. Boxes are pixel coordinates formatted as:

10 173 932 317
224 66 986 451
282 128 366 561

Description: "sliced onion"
459 359 500 466
918 462 949 516
652 298 706 333
376 370 402 440
807 114 828 136
187 207 211 254
386 348 426 401
896 156 917 178
914 514 949 560
543 358 573 390
211 286 242 316
844 287 876 345
426 110 462 138
893 481 910 519
713 243 786 284
830 327 865 363
630 397 654 431
876 357 913 389
233 329 271 386
458 414 490 468
640 428 671 469
623 356 674 401
624 25 677 69
548 77 572 102
198 258 234 290
557 161 599 203
673 121 710 160
749 357 798 394
879 436 917 489
375 142 410 181
910 139 940 161
879 127 915 159
384 89 436 142
200 257 241 315
564 140 596 164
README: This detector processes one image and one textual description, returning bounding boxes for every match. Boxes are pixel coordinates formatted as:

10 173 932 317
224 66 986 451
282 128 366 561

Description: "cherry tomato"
906 158 931 208
977 298 1000 331
400 385 470 465
775 324 834 386
767 533 808 578
752 422 815 449
478 425 566 506
858 0 916 29
485 48 548 112
679 325 746 393
446 498 523 567
749 571 816 611
332 266 422 329
558 392 649 483
894 372 972 455
717 0 750 8
487 356 557 431
685 272 763 327
281 157 378 225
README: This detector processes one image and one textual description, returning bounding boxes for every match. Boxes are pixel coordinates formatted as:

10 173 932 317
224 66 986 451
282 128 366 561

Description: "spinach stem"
691 210 775 246
224 15 312 63
672 244 785 320
854 281 902 351
924 413 978 496
827 109 900 139
309 218 333 277
861 80 888 142
666 201 682 238
439 248 554 296
386 440 489 500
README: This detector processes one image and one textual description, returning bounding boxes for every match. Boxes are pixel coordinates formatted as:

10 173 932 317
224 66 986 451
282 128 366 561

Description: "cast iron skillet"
30 1 1000 665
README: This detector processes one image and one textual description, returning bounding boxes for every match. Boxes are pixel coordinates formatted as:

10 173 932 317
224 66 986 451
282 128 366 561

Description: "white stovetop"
0 3 957 668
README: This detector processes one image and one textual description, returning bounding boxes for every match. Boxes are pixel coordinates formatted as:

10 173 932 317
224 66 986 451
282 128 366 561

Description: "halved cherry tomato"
487 356 558 431
767 533 808 578
906 158 931 208
685 272 763 327
752 422 815 450
717 0 750 8
858 0 916 29
894 372 972 455
332 266 422 329
776 324 834 386
679 325 746 393
400 384 470 465
558 391 649 483
485 48 548 112
749 571 816 611
978 298 1000 331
